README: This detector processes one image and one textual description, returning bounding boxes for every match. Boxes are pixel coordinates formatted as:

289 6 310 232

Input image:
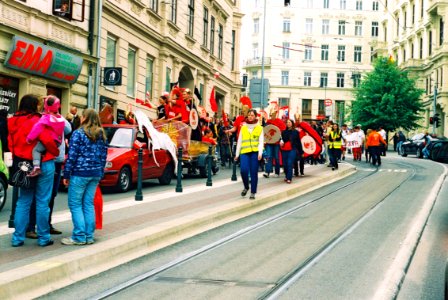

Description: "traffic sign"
324 99 332 106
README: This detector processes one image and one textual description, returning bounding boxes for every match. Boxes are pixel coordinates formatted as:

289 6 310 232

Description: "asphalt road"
39 153 448 300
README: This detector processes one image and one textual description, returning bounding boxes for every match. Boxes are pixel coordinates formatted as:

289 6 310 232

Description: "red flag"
222 109 229 127
209 87 217 112
240 96 252 108
136 98 144 104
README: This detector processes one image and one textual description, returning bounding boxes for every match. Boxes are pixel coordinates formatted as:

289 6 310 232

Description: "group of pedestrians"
7 94 107 247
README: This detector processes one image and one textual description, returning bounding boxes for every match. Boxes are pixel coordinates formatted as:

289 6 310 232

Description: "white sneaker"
273 174 279 178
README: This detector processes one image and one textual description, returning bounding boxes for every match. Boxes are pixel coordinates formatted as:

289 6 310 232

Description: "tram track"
90 161 426 300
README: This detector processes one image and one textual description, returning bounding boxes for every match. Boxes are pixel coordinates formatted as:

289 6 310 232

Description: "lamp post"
433 82 437 135
260 0 267 110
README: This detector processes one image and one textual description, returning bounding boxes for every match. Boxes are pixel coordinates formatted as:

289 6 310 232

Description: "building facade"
0 0 95 117
100 0 244 121
1 0 243 122
374 0 447 136
242 0 381 124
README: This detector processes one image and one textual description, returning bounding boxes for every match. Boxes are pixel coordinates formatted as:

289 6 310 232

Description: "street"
27 152 448 300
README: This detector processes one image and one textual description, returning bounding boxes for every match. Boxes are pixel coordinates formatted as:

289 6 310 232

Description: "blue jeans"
282 150 296 180
12 160 55 246
68 176 100 243
240 152 259 194
265 144 280 175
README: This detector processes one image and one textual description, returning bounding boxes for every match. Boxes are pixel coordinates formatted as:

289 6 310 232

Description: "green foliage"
350 57 424 132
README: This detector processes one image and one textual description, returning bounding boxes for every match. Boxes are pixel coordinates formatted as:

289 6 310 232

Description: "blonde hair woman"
62 109 107 245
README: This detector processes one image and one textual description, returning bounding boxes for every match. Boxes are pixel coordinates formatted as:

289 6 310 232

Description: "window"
356 0 362 10
323 0 329 9
210 16 215 55
420 0 424 18
165 67 171 92
281 71 289 86
412 4 415 24
321 45 329 60
203 7 208 47
304 72 312 86
337 73 345 87
337 45 345 61
231 30 236 70
354 46 362 62
318 99 325 115
149 0 158 12
322 19 330 34
252 70 258 78
372 1 379 10
253 43 259 59
106 35 117 90
302 99 312 115
145 57 153 97
429 30 432 55
320 72 328 87
403 48 406 61
52 0 85 22
170 0 177 23
282 42 290 59
340 0 346 9
254 18 260 34
338 20 346 35
284 0 290 6
127 47 136 97
404 11 407 29
335 100 345 124
411 42 414 58
305 45 312 60
218 24 223 59
305 18 313 35
355 21 362 36
306 0 313 8
352 73 361 87
283 19 291 32
440 18 444 45
279 98 289 107
419 37 423 59
188 0 194 37
372 21 379 37
396 14 400 36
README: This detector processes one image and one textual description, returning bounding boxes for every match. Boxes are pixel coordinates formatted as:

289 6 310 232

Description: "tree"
350 57 424 132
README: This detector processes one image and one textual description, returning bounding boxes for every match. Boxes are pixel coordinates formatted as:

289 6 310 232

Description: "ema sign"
4 36 83 84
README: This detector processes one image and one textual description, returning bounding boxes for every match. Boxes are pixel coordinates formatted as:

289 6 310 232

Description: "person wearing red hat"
26 95 65 177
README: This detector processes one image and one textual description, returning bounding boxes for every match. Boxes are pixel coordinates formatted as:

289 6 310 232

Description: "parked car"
101 124 175 192
399 133 439 158
428 140 448 163
0 141 9 212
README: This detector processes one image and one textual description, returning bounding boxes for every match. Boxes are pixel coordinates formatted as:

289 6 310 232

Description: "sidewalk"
0 162 356 300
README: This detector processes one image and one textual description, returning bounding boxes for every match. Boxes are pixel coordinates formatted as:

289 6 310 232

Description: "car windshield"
104 127 133 148
412 133 425 141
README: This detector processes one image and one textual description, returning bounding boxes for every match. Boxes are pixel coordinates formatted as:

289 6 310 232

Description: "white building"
241 0 381 124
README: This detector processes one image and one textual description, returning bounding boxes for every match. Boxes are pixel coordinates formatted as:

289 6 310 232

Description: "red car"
101 124 175 192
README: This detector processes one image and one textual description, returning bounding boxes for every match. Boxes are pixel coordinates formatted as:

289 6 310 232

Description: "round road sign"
324 99 332 106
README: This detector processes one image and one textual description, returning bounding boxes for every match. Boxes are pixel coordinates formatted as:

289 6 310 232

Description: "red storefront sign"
4 36 83 84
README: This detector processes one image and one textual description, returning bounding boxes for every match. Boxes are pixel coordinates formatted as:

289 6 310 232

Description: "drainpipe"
87 0 96 108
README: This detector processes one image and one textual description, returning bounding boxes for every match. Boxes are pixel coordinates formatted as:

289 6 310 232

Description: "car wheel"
158 163 174 185
400 147 408 157
116 166 132 192
0 177 7 212
416 148 422 158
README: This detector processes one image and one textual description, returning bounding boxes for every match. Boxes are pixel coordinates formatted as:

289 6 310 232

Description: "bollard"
135 148 143 201
8 186 18 228
206 145 213 186
176 147 183 192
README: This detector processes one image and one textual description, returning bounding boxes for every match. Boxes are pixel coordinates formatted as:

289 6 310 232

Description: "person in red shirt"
8 94 60 247
202 129 217 145
263 109 286 178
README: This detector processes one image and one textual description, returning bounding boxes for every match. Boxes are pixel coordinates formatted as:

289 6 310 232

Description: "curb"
0 165 356 300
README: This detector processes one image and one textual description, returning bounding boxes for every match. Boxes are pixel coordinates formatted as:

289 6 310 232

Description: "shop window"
0 75 19 116
53 0 85 22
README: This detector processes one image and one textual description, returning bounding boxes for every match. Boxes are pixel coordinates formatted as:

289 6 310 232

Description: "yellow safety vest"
329 130 342 149
240 125 263 154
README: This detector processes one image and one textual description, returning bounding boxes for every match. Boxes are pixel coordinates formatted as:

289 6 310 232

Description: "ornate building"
374 0 447 136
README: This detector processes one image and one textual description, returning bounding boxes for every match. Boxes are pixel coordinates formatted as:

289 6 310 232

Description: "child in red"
26 96 65 176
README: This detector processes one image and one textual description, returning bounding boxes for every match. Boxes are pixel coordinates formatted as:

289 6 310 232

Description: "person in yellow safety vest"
328 123 345 171
235 109 264 200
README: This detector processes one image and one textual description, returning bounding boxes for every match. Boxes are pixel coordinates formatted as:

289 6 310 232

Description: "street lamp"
260 0 267 110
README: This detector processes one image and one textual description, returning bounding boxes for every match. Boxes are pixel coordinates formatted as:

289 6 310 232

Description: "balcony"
244 57 272 67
